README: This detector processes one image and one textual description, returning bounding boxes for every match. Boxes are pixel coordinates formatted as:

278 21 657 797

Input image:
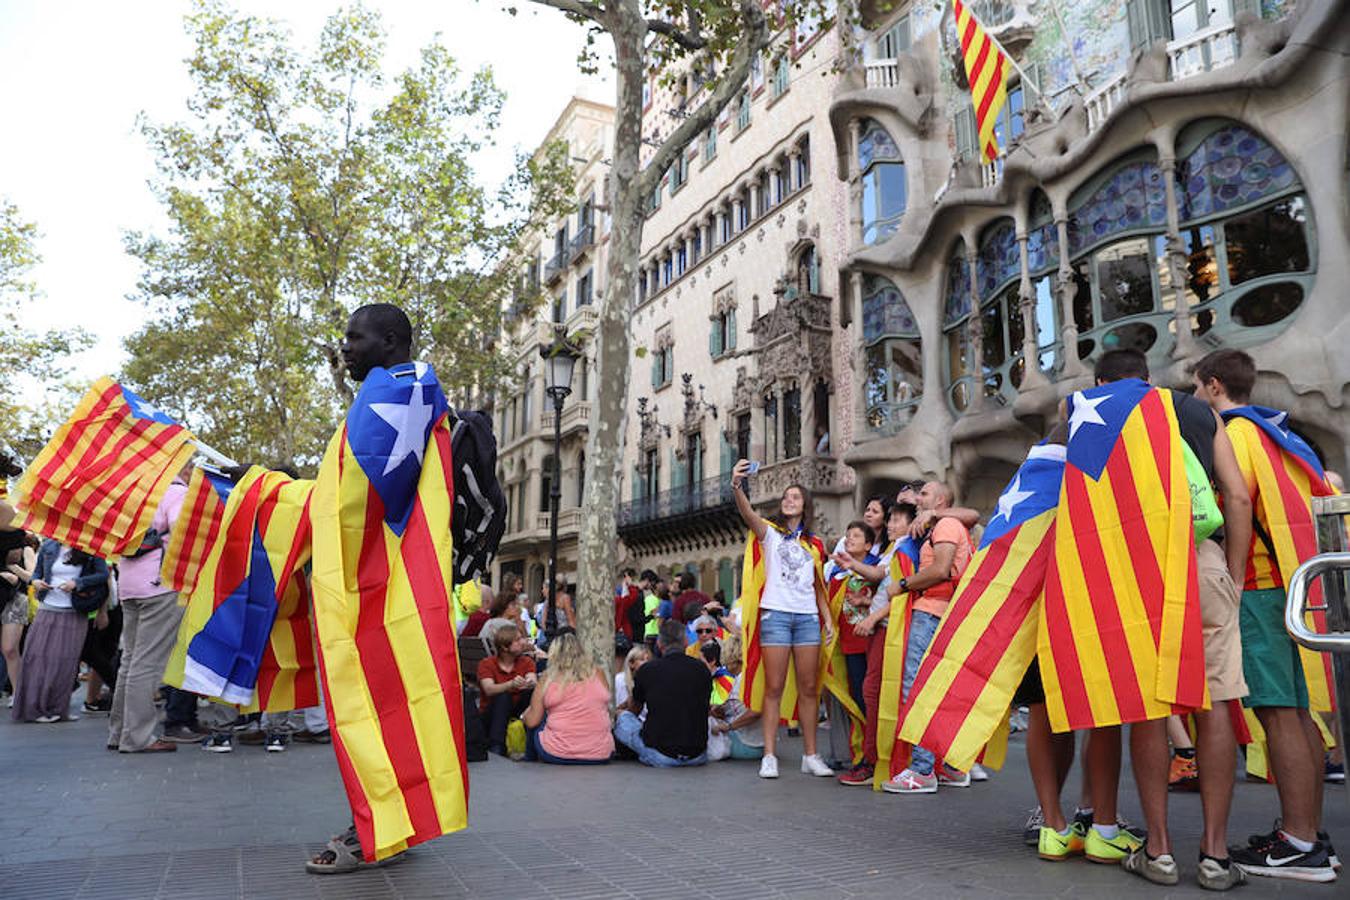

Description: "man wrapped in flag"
1193 348 1340 883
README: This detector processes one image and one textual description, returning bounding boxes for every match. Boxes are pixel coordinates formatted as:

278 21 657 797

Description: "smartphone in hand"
746 461 761 475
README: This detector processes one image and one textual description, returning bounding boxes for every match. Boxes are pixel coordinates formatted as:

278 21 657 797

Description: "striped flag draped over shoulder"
875 550 915 789
1040 380 1206 732
953 0 1010 163
822 573 866 762
160 467 232 595
1223 405 1336 711
310 362 466 863
899 444 1063 772
18 377 196 557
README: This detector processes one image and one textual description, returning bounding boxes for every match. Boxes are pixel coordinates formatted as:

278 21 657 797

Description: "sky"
0 0 611 406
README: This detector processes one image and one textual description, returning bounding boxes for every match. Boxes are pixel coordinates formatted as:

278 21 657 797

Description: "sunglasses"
696 628 716 635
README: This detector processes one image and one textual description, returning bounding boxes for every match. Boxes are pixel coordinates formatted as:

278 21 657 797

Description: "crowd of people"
2 346 1345 889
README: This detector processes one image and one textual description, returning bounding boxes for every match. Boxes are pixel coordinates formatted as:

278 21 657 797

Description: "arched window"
972 219 1024 404
796 244 820 296
941 245 977 412
1172 119 1311 340
861 274 923 433
858 119 907 245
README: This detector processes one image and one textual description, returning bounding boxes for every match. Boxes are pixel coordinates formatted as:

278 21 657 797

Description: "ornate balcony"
864 58 900 89
544 250 566 284
568 224 595 261
617 475 743 548
537 400 591 438
1168 22 1239 80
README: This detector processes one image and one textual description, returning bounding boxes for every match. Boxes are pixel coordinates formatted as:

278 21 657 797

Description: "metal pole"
545 389 566 636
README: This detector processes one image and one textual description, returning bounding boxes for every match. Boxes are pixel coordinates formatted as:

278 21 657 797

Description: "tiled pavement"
1 699 1347 899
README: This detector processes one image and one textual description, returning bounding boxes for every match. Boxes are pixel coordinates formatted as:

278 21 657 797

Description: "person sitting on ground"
710 631 762 760
521 632 614 765
615 644 652 719
480 588 524 645
476 623 537 756
461 584 496 637
613 619 712 767
685 614 726 657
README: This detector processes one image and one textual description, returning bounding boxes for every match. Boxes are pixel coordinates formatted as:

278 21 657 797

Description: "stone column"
1159 150 1197 361
847 118 863 253
732 197 744 234
749 177 761 222
770 164 783 207
964 247 985 414
1016 229 1049 390
788 150 801 193
1054 212 1086 379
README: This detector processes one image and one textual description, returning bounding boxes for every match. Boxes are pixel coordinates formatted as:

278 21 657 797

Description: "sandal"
305 827 406 875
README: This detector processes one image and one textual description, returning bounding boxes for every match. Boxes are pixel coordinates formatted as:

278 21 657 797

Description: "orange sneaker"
1168 752 1198 792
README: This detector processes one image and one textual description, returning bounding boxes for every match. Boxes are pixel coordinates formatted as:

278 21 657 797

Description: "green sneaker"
1085 825 1144 864
1038 823 1086 861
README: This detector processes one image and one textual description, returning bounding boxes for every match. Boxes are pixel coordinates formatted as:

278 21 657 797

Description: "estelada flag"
875 549 916 789
822 573 867 763
898 443 1064 772
18 378 196 558
737 523 827 725
1040 380 1207 732
159 467 232 595
163 467 316 711
1223 405 1336 711
711 668 735 706
309 362 467 862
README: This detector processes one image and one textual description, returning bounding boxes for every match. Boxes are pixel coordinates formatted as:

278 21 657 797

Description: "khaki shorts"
1198 539 1248 703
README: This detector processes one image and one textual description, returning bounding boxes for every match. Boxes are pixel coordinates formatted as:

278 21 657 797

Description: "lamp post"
540 332 580 637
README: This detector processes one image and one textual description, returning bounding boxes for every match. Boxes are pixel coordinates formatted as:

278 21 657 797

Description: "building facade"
493 97 614 602
617 21 858 598
830 0 1350 510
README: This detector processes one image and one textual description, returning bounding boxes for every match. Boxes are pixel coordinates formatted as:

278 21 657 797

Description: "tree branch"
530 0 606 24
645 19 706 50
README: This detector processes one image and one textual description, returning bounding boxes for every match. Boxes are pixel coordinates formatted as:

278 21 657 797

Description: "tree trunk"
575 0 647 673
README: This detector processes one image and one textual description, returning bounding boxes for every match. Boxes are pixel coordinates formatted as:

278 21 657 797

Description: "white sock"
1095 823 1119 839
1281 830 1315 853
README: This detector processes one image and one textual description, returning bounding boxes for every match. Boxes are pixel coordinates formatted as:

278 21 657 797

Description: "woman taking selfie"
730 458 834 779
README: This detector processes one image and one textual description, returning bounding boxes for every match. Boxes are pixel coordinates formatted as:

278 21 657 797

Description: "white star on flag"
1068 391 1110 440
370 384 434 476
1264 411 1288 434
996 474 1035 524
131 397 165 419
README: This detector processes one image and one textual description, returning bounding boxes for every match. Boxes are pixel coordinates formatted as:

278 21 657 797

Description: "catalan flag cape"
898 444 1064 772
953 0 1010 163
875 549 916 789
737 524 827 724
18 378 196 558
160 467 232 595
822 573 867 763
711 667 735 706
1040 380 1207 732
163 467 317 712
1223 406 1336 712
309 361 466 862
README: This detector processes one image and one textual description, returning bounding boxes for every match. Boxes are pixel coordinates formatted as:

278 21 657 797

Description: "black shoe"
1232 837 1336 883
294 728 332 744
162 724 207 743
82 697 111 714
264 732 289 753
1319 831 1341 872
1246 818 1282 850
201 733 233 753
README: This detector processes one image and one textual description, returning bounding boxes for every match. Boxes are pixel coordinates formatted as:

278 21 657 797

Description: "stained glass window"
944 251 972 326
976 220 1020 299
858 120 902 171
862 275 919 344
1178 123 1299 222
1026 192 1059 273
1066 160 1167 257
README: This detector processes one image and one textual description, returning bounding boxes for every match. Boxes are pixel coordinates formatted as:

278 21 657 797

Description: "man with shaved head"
883 479 976 795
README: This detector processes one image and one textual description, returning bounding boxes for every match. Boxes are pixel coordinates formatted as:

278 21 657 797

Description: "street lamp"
539 332 580 637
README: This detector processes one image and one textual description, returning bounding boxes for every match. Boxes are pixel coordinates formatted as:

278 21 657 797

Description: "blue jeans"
613 711 706 768
758 609 820 647
526 718 610 765
901 611 942 775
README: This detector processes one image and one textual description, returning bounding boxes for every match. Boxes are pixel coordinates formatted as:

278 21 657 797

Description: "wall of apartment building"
832 0 1348 512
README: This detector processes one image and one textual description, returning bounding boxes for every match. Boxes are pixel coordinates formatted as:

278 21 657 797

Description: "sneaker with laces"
1197 855 1247 891
201 733 233 753
837 762 874 786
162 724 207 743
937 763 970 787
265 732 289 752
801 753 834 777
882 768 938 794
1324 757 1345 784
969 763 990 782
1038 823 1086 861
82 697 111 715
1084 826 1144 864
1123 849 1180 885
1023 807 1045 846
758 754 779 779
1169 752 1199 792
1232 836 1336 883
1317 831 1340 871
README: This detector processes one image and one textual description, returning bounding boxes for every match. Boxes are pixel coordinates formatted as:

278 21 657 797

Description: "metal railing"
568 224 594 261
544 250 566 283
618 475 737 528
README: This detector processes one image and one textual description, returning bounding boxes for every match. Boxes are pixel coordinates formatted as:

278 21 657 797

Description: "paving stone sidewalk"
1 701 1346 899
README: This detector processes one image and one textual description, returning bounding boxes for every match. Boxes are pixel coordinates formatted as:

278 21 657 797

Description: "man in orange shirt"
883 481 975 794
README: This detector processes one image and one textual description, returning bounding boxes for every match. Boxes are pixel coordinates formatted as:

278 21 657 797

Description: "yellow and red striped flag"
875 550 915 789
1223 406 1336 711
822 574 866 763
309 362 466 863
1040 381 1207 732
954 0 1010 163
159 467 232 595
18 377 196 558
899 444 1064 772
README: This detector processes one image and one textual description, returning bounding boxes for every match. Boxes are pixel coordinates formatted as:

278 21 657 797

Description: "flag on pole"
309 362 467 863
1039 381 1207 732
898 443 1064 772
1223 406 1336 712
159 467 233 594
18 377 196 558
954 0 1011 162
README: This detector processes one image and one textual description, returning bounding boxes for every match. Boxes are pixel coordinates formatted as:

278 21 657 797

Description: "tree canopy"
124 0 574 469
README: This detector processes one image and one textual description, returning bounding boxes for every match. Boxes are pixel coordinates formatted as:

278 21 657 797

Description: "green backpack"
1182 441 1223 542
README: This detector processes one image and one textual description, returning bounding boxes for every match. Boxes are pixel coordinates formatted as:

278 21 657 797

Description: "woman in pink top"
521 633 614 764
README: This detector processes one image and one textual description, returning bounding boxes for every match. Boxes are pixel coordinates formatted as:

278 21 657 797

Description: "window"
1168 0 1232 42
875 15 910 58
772 55 790 97
735 413 751 462
736 91 751 132
812 380 830 454
651 180 662 212
576 270 593 307
782 387 801 460
774 167 788 203
795 138 811 186
1222 198 1309 286
751 53 764 91
709 308 737 358
796 245 819 296
514 483 526 533
858 119 906 245
642 78 652 108
553 226 567 263
703 126 717 162
691 231 702 265
685 433 703 488
764 393 779 461
862 274 923 432
671 152 687 192
676 245 687 277
1095 237 1156 322
758 171 771 215
662 256 673 286
720 210 732 243
737 191 750 231
651 341 674 389
644 448 660 500
638 269 648 305
552 293 565 324
540 455 555 513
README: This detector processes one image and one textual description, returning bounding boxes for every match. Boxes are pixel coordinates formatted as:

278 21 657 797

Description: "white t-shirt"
759 527 818 615
43 556 83 610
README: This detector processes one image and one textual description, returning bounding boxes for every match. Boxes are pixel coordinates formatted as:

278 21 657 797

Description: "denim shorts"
759 609 821 647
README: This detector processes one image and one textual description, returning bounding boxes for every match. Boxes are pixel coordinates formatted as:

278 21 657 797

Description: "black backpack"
449 410 507 586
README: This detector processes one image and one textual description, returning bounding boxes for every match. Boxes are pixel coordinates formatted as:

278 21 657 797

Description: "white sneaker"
759 754 779 778
970 763 990 782
801 753 834 776
5 694 13 708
